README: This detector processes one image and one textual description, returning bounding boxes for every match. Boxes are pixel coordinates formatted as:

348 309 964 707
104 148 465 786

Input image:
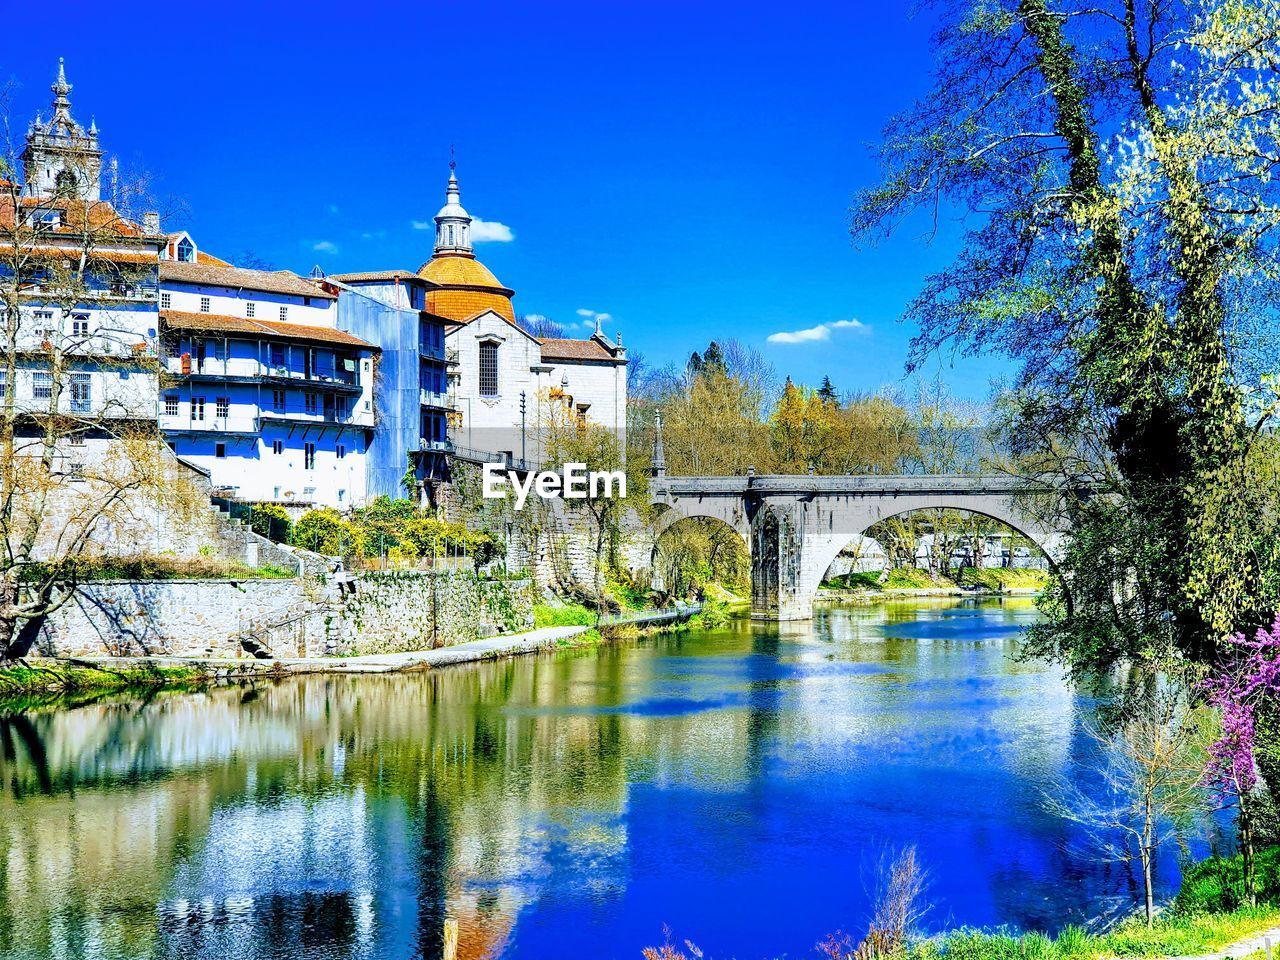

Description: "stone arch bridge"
649 471 1065 621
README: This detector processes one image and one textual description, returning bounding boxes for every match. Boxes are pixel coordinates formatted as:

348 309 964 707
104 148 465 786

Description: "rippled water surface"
0 600 1194 959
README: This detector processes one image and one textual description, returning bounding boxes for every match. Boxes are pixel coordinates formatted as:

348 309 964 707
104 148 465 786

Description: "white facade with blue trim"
158 243 379 509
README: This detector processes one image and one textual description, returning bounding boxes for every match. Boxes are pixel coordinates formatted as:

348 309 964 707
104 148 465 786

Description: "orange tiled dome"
418 253 516 323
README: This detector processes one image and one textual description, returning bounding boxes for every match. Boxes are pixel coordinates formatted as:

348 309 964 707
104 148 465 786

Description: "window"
478 341 498 397
246 302 256 318
215 396 229 419
200 296 210 313
305 392 317 415
215 442 226 459
191 396 205 421
336 443 346 460
70 374 91 413
270 345 285 368
110 281 133 298
272 389 286 412
335 396 348 419
212 340 225 362
304 442 315 470
33 310 55 341
303 296 311 307
338 488 346 504
279 306 288 322
71 315 89 338
68 432 84 447
164 394 179 416
32 371 53 400
176 237 194 262
0 371 7 399
160 292 171 310
272 438 283 455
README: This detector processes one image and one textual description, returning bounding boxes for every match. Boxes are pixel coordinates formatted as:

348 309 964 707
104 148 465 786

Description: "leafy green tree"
852 0 1280 684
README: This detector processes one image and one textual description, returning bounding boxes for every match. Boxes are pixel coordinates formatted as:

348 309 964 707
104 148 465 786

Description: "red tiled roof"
330 269 428 284
159 260 335 299
538 337 624 363
161 310 376 349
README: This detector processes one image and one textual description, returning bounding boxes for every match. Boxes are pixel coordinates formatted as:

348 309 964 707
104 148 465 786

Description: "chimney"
142 211 160 235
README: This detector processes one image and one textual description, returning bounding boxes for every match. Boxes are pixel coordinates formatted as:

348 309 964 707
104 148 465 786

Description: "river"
0 599 1211 960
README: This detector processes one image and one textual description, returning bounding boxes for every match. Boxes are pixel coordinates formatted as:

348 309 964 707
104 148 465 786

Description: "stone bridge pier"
650 468 1065 621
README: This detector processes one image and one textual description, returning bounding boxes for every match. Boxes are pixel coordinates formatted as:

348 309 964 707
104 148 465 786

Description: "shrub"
293 508 360 557
249 502 293 542
1175 845 1280 914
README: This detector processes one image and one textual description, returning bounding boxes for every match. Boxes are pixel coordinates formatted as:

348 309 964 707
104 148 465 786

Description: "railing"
449 443 540 473
419 388 452 408
160 414 260 433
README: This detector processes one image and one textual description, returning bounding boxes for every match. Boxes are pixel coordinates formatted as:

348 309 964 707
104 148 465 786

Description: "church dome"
417 167 517 324
419 254 504 289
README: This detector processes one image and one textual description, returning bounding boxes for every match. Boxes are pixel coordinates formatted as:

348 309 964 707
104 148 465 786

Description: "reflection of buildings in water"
0 611 1074 960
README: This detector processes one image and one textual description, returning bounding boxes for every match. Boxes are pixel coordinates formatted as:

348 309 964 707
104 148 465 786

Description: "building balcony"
160 414 261 436
419 388 454 410
164 360 363 394
259 410 375 431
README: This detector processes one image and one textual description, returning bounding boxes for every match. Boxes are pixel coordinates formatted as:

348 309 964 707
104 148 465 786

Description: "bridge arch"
805 502 1060 598
649 510 751 597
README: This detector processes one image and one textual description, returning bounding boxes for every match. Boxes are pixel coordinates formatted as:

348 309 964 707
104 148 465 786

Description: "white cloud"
411 220 433 231
524 313 551 324
471 218 515 243
766 318 867 345
327 204 340 215
312 240 339 254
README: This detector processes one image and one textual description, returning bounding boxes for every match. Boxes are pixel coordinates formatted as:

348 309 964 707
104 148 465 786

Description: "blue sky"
8 0 1014 399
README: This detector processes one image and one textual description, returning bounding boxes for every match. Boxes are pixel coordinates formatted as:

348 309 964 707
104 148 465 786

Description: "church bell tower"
22 59 103 201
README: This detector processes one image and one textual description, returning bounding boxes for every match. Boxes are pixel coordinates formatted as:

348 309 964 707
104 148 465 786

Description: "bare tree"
0 76 199 657
1047 690 1211 925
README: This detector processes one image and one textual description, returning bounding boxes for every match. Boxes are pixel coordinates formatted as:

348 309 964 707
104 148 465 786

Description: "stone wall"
32 578 321 658
32 570 535 660
332 571 535 657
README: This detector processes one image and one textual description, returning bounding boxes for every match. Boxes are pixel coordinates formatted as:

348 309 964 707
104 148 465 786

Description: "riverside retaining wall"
32 571 535 660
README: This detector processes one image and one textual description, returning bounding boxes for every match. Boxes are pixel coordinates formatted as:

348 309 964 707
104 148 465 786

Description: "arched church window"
54 169 77 195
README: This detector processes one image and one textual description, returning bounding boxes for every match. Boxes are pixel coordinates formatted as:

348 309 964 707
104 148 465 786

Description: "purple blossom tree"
1199 614 1280 902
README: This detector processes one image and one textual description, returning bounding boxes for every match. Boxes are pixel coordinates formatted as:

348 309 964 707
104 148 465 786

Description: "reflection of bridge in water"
648 420 1065 620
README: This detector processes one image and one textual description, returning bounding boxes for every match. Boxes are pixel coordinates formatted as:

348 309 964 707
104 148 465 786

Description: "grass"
533 601 596 628
0 661 210 705
20 555 296 582
553 627 602 649
906 906 1280 960
955 567 1050 591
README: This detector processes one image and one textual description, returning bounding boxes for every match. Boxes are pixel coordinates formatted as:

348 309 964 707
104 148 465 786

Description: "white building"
158 243 379 508
413 168 627 464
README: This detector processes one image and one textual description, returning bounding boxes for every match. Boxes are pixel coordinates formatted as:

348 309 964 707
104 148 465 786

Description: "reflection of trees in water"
0 608 1095 959
0 647 671 960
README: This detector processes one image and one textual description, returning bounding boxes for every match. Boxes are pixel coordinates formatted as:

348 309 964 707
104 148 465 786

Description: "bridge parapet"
648 471 1065 621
